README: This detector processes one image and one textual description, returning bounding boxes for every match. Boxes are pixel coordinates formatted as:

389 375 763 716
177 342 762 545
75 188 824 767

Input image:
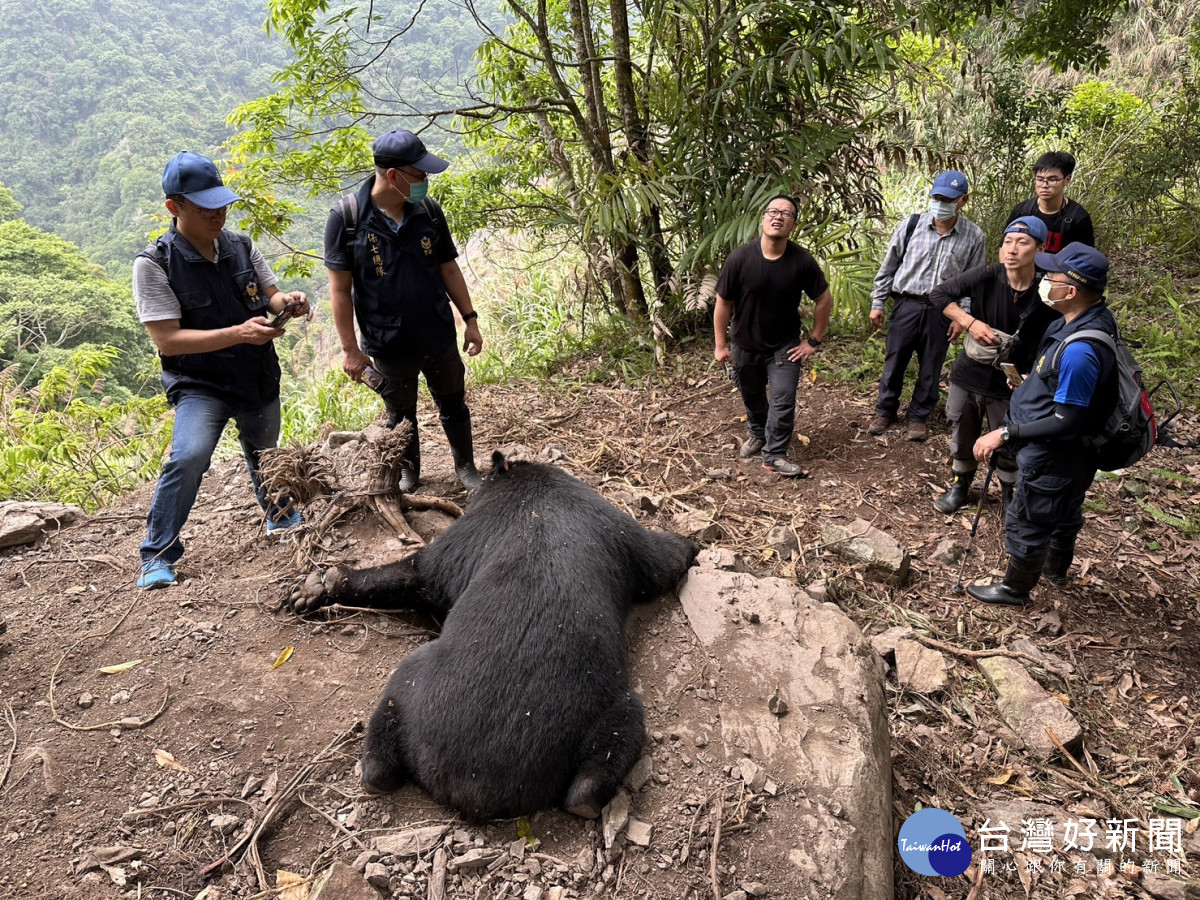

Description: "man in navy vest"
967 243 1116 606
133 151 311 589
324 129 484 493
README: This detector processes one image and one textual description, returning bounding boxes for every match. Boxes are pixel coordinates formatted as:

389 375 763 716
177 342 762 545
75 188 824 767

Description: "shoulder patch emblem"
421 236 433 256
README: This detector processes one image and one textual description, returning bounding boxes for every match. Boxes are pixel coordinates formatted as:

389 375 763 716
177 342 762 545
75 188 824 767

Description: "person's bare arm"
144 317 282 356
441 260 482 356
329 268 370 380
714 294 733 365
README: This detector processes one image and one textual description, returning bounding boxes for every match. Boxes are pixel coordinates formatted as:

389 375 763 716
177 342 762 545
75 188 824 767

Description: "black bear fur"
289 452 699 821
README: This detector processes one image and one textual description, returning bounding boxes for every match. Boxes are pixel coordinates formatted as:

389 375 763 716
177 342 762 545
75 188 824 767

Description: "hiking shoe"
762 458 807 477
137 559 177 590
867 416 892 436
906 422 928 442
267 510 303 535
738 436 765 458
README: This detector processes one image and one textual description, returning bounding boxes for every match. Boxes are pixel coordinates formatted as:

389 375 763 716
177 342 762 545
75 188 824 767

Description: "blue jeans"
731 342 801 460
140 391 285 565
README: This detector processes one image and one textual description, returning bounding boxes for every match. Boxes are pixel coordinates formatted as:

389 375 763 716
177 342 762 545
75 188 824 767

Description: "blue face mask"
408 180 429 203
930 198 958 221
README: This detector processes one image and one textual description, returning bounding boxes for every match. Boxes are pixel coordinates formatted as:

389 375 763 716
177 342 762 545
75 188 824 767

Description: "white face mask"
1038 278 1065 307
930 198 958 221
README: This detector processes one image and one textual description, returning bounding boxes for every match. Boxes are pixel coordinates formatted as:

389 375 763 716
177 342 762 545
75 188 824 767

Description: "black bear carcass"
288 452 699 821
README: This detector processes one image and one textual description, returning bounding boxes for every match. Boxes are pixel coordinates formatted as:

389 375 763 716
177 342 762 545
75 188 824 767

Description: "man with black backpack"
325 129 484 492
1006 151 1094 253
967 243 1116 606
868 170 986 442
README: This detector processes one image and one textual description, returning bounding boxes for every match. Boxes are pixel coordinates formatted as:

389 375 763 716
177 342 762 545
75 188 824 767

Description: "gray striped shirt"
870 213 986 312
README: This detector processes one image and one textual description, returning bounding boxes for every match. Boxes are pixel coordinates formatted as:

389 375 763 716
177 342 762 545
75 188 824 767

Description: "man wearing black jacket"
967 244 1116 606
931 216 1059 513
1006 151 1094 253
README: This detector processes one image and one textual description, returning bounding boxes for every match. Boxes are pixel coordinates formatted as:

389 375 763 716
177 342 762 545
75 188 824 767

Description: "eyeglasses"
763 208 796 221
396 167 428 184
1035 176 1065 186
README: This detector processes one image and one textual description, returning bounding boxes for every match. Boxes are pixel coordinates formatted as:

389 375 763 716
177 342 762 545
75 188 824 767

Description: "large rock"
976 656 1083 757
0 502 87 549
311 861 381 900
820 518 910 584
373 824 449 857
678 550 892 900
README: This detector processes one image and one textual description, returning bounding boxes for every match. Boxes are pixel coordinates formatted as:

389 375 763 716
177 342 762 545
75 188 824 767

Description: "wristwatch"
999 425 1011 443
806 336 822 347
462 311 479 322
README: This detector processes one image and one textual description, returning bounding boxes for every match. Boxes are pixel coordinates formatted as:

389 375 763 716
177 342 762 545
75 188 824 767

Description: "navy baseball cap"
1003 215 1049 244
372 129 449 174
1036 242 1109 292
930 170 969 199
161 151 240 209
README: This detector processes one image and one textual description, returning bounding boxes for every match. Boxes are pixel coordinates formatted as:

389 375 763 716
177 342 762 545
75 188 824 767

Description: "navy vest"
1008 301 1118 437
346 177 455 357
139 228 281 405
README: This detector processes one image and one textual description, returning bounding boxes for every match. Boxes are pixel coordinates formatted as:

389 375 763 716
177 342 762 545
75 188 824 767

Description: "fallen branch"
709 796 723 900
907 633 1073 679
0 702 18 790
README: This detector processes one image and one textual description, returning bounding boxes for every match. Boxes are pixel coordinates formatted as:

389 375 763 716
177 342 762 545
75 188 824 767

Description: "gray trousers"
732 341 801 460
945 383 1016 482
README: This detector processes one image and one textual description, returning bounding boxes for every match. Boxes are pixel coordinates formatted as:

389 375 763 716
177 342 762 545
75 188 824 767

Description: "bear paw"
284 566 346 615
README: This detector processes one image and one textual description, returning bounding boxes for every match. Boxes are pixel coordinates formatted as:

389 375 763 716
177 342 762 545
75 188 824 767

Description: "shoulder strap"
337 193 360 249
1048 328 1117 372
420 197 442 229
1017 198 1037 218
899 213 919 259
137 237 169 273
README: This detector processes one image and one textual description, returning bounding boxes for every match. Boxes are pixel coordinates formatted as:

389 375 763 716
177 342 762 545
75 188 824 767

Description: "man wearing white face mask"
968 243 1116 606
868 170 986 442
325 129 484 492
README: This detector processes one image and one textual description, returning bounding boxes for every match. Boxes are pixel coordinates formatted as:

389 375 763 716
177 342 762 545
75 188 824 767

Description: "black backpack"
335 192 443 259
1044 328 1157 470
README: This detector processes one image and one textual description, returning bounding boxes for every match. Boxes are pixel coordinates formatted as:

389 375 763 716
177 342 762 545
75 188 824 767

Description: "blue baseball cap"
161 151 240 209
930 170 969 199
1036 242 1109 292
1003 216 1049 244
372 129 449 174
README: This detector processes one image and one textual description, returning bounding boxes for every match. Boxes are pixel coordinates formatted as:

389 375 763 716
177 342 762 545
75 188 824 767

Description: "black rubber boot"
967 555 1044 606
1000 481 1015 517
935 471 974 514
1043 538 1075 587
386 414 420 492
443 416 483 492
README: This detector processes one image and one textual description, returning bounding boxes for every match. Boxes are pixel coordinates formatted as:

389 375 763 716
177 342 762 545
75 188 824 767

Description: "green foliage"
0 184 20 223
278 366 383 444
0 347 170 511
0 220 153 393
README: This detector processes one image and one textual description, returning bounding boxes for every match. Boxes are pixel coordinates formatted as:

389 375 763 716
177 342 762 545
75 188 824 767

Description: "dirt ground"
2 344 1198 900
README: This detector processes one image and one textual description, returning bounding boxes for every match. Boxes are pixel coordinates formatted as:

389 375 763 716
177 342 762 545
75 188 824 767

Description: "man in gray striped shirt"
867 170 986 442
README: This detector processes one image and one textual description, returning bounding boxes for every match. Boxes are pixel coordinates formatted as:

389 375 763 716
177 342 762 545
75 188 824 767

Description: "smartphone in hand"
269 300 303 329
1001 362 1024 386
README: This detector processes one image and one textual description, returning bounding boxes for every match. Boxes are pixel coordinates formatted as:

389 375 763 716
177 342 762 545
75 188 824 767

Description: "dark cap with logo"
930 170 969 199
161 151 241 209
1036 242 1109 292
372 129 449 174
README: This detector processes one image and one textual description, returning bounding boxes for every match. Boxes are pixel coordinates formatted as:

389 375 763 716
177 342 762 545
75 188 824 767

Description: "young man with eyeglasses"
132 151 313 589
967 243 1115 606
929 216 1059 514
713 195 833 477
1006 151 1094 253
325 129 484 492
868 170 986 442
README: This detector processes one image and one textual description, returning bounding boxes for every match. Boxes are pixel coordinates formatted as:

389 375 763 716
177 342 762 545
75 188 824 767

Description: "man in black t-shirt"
931 216 1059 514
714 195 833 477
1006 151 1094 253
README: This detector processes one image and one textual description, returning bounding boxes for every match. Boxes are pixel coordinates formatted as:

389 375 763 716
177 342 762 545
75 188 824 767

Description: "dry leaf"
987 768 1014 786
98 659 143 675
276 869 308 900
153 749 189 773
272 647 294 669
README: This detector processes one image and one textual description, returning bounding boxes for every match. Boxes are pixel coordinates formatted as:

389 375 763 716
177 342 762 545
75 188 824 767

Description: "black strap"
899 213 919 259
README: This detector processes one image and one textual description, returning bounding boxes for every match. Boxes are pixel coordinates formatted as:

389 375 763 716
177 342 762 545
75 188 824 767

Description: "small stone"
364 862 390 889
626 819 653 847
352 850 378 872
449 848 501 870
723 891 749 900
767 688 789 717
742 882 768 897
738 758 767 791
523 886 544 900
624 755 653 792
602 790 631 848
209 814 240 836
77 693 95 709
109 690 131 705
694 734 708 748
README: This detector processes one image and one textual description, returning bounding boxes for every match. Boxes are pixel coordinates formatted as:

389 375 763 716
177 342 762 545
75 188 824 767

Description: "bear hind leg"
564 692 646 819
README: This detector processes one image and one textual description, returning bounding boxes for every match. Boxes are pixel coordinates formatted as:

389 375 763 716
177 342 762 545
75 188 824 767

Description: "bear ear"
490 449 509 474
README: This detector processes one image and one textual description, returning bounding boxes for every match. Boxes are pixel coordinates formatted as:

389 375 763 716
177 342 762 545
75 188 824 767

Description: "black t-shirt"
715 239 829 353
931 263 1060 398
1006 198 1094 253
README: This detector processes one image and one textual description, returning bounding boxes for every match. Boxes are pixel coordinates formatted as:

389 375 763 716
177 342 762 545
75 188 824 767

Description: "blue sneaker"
137 559 177 590
266 510 303 535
